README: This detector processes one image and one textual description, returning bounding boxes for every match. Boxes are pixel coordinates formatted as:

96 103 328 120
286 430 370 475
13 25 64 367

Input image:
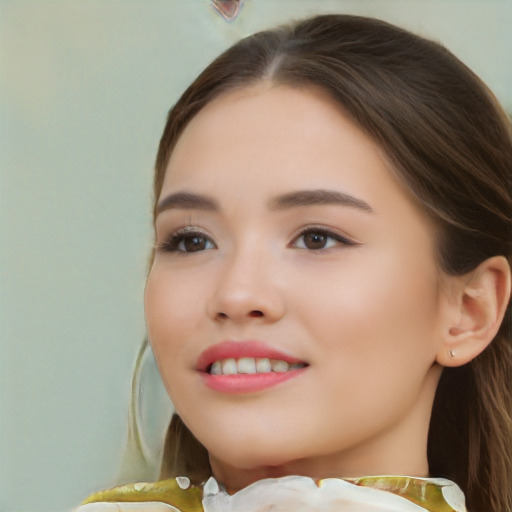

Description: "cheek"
144 267 200 375
296 251 441 374
144 268 207 421
296 268 440 435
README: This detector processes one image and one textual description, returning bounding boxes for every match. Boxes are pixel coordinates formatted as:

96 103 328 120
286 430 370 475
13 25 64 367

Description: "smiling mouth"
207 357 308 376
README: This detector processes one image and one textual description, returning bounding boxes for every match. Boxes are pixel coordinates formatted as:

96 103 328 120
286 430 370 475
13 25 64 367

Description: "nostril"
215 310 264 320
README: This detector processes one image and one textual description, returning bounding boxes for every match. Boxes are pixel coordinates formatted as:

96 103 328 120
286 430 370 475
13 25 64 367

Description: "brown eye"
292 228 355 251
157 231 215 253
303 232 329 250
182 235 209 252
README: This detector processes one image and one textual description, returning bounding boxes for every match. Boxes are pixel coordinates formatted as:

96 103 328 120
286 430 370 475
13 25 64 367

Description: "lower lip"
201 368 306 394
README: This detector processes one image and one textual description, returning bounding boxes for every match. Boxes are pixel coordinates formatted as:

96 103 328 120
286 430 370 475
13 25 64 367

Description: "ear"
436 256 511 367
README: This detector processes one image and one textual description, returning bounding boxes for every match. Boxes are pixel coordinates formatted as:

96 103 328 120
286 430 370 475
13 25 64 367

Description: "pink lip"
197 340 308 394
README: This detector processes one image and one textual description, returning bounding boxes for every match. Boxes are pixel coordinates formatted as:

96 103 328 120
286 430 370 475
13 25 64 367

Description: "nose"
206 246 285 324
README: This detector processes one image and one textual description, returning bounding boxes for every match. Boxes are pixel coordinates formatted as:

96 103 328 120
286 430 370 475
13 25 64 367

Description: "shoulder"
75 477 203 512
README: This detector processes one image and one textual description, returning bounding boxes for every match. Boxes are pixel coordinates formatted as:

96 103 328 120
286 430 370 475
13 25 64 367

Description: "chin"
204 433 312 473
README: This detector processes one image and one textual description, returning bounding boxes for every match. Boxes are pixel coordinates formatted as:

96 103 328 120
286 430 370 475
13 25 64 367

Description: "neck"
210 443 430 495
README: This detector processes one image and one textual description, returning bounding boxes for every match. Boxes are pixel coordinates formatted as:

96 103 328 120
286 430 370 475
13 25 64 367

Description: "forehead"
162 84 389 194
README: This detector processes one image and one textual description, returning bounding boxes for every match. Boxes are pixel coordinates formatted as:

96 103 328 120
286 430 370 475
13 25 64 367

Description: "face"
145 85 450 485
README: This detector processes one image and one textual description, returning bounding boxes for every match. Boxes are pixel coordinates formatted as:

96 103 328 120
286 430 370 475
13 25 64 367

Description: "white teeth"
210 361 222 375
237 357 257 374
270 359 289 372
255 358 271 373
221 358 237 375
209 357 305 375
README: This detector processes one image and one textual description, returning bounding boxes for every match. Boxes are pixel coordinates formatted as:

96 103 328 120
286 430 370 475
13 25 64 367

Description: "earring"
449 349 455 358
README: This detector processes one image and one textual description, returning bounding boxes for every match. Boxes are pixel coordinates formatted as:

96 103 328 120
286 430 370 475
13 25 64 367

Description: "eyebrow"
156 188 374 215
269 189 374 213
156 192 220 214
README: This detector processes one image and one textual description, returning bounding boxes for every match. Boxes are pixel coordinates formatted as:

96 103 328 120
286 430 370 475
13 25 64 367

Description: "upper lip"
196 340 307 372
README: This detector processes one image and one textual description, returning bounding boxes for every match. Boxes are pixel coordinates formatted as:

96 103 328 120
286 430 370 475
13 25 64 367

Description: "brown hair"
151 15 512 512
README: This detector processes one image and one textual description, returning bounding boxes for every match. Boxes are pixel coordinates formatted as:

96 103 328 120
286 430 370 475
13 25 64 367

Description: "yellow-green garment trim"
81 475 460 512
348 476 457 512
81 479 203 512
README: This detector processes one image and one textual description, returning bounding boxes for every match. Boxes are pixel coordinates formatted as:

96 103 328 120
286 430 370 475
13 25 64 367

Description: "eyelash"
291 227 357 251
156 227 216 254
156 226 357 254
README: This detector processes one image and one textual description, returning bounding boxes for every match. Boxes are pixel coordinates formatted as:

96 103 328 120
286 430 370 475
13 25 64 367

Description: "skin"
145 84 457 493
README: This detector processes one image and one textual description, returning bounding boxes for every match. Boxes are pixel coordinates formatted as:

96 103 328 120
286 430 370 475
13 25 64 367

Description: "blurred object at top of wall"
212 0 243 20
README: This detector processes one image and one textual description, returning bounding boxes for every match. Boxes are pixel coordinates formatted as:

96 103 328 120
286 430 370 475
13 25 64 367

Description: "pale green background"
1 1 511 511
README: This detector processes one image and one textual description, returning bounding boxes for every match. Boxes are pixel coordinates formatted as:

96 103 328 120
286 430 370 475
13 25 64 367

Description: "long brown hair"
151 15 512 512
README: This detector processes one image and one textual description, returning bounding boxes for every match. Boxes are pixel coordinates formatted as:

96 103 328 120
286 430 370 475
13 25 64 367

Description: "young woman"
77 14 512 512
